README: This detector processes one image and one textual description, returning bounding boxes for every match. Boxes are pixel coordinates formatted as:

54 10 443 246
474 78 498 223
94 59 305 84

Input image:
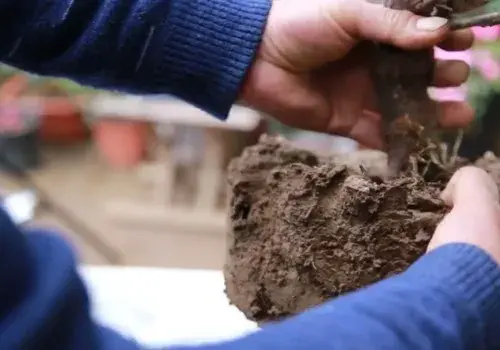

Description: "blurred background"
0 26 498 270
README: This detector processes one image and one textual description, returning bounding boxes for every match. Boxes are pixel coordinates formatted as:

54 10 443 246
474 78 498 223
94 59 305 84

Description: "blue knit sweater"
1 0 500 349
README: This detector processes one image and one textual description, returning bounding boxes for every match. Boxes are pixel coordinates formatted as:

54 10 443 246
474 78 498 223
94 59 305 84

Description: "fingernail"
416 17 448 31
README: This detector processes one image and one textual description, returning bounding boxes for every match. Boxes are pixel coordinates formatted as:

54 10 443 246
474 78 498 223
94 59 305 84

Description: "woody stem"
450 12 500 30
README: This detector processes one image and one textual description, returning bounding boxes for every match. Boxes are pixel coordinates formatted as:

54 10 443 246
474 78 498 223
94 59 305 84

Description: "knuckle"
328 113 355 136
327 0 362 33
380 9 413 44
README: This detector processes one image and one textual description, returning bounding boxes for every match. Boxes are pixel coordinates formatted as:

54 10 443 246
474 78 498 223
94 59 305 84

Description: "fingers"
351 101 472 149
334 0 449 50
349 114 384 149
428 166 500 262
438 29 474 52
441 166 499 207
432 30 473 88
437 101 474 128
358 99 472 136
334 0 473 51
432 60 469 87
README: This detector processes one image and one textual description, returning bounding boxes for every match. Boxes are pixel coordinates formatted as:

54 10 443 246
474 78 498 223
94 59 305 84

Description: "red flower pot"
39 96 88 144
93 119 150 169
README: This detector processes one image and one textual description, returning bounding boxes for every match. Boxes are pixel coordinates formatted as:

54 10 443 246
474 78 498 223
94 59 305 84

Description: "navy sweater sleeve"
2 205 500 350
183 244 500 350
0 0 270 118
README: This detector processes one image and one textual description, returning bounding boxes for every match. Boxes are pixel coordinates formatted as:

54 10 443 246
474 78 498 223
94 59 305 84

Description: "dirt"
223 134 500 323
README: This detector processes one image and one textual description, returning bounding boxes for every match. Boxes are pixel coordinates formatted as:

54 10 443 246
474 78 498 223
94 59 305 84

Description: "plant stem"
450 129 463 166
450 12 500 30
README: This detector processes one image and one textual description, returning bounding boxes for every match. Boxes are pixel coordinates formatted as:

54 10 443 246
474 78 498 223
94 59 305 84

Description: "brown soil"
223 135 500 323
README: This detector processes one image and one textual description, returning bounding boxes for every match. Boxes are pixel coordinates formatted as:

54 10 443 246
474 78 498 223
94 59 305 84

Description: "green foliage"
0 64 100 96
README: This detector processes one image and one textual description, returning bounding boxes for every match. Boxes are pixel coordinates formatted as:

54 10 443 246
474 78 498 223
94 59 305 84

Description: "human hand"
241 0 474 148
428 166 500 265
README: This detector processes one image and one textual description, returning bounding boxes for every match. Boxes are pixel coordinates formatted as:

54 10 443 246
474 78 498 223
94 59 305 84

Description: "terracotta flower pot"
93 119 150 169
39 96 88 144
0 74 28 102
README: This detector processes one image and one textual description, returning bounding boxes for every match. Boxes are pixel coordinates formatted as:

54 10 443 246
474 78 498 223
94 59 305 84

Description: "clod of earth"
223 135 500 323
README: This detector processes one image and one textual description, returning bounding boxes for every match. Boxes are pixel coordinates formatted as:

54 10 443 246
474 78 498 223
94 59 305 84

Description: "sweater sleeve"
168 244 500 350
0 209 140 350
3 201 500 350
0 0 270 118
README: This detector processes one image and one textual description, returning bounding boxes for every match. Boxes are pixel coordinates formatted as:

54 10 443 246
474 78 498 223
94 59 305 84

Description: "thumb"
428 166 500 263
332 0 449 49
441 166 499 209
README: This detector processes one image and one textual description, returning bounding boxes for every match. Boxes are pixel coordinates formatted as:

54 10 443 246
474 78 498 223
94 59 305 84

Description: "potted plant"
84 94 151 169
28 78 91 144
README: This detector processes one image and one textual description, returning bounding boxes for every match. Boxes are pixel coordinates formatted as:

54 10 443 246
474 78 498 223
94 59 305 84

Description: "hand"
428 166 500 265
241 0 474 148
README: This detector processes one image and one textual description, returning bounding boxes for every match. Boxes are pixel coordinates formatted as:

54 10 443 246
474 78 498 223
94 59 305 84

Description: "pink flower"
472 26 500 41
431 48 471 101
472 50 500 80
429 86 467 102
434 47 472 64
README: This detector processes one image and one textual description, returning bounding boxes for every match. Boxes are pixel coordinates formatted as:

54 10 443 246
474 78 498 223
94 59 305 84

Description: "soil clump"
224 135 500 323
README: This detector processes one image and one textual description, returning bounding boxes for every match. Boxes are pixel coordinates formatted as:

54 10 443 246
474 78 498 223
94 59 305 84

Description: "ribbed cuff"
406 243 500 347
139 0 271 119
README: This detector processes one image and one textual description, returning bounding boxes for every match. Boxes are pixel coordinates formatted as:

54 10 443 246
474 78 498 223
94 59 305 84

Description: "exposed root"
402 129 466 182
450 129 464 165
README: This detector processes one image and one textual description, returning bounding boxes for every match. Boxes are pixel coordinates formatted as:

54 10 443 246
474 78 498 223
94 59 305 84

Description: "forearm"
0 0 270 118
167 244 500 350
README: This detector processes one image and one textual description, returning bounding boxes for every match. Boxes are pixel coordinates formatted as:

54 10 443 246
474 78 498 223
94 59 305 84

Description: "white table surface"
87 95 262 131
79 266 258 348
